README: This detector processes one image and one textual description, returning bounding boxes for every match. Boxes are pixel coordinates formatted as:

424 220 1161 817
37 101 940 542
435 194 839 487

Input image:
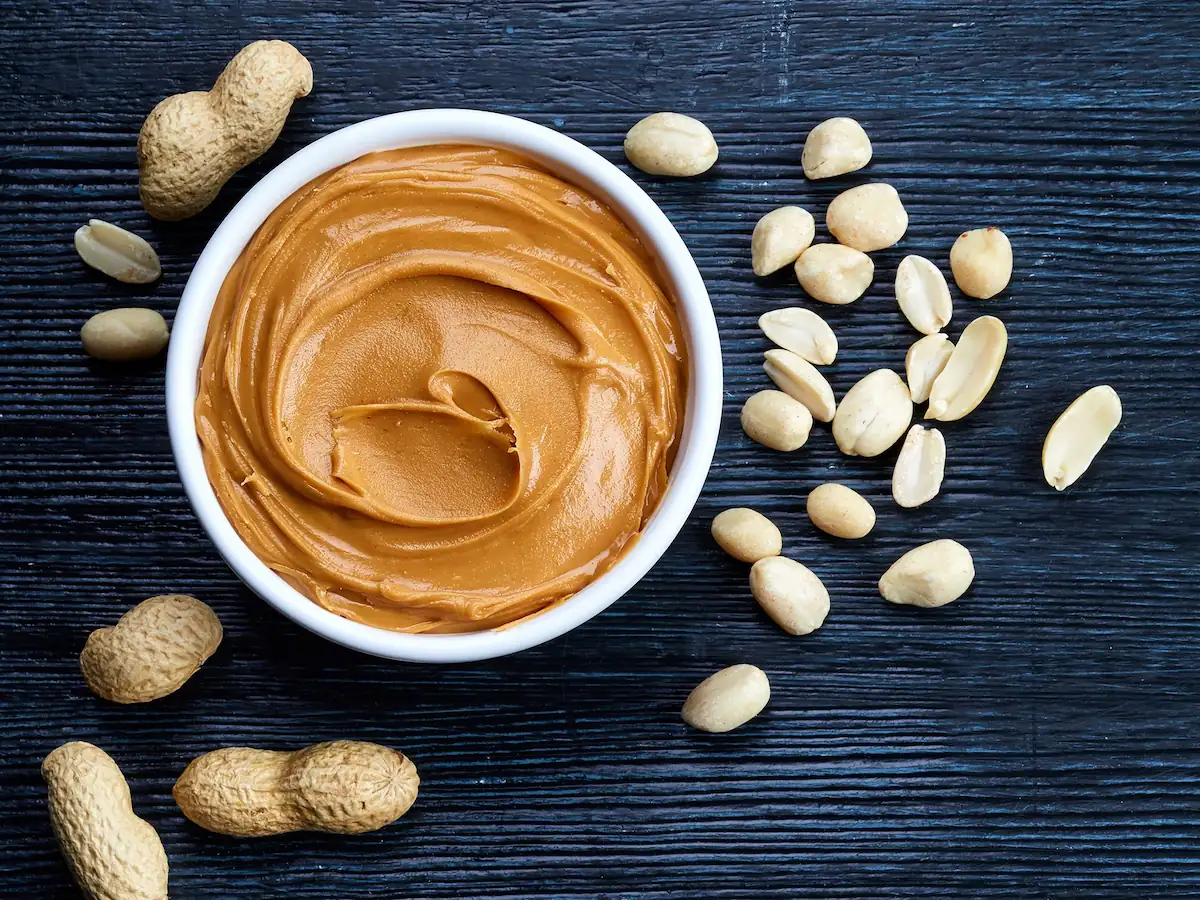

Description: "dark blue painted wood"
2 1 1199 897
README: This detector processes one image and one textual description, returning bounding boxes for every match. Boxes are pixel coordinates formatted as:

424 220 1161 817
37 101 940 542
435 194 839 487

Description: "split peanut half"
831 368 912 457
895 255 952 335
764 349 837 422
758 307 837 365
892 425 945 508
1042 385 1122 491
905 333 954 404
926 315 1007 422
74 219 161 284
752 206 815 276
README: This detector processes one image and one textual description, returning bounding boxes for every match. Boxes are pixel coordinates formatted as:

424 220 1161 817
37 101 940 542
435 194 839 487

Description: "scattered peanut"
801 117 872 179
879 539 974 608
741 389 813 451
806 483 876 539
794 243 874 305
624 112 718 177
950 227 1012 299
174 740 419 836
682 664 770 733
832 369 913 457
1042 385 1122 491
763 349 837 421
905 333 955 404
758 307 837 365
892 425 946 508
74 220 161 284
926 315 1008 421
43 742 168 900
80 594 222 704
138 40 313 220
81 308 170 361
825 183 908 252
711 508 782 563
749 556 831 635
895 255 952 334
751 206 815 276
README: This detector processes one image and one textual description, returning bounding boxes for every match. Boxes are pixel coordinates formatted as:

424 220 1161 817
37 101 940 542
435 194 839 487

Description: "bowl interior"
166 109 722 663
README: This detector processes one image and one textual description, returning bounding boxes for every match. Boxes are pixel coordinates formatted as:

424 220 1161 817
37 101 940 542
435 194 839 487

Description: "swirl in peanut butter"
196 146 686 633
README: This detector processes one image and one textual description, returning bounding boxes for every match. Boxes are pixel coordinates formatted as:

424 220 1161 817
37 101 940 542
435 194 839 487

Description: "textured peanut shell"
42 742 168 900
138 40 313 220
80 595 222 703
174 741 419 836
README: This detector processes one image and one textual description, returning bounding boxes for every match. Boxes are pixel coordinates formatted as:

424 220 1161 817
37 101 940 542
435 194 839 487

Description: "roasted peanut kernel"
825 183 908 252
895 255 952 335
802 117 872 180
763 349 837 422
794 244 874 305
749 556 831 636
81 308 170 361
905 333 954 404
741 389 813 451
879 539 974 608
926 315 1007 422
1042 385 1122 491
832 369 913 457
752 206 815 276
624 112 718 177
806 483 875 539
950 227 1012 299
759 307 837 365
74 219 162 284
711 508 783 563
892 425 945 508
682 664 770 733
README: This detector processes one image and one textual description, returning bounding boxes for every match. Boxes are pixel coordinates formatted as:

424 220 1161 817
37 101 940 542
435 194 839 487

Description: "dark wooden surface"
3 1 1200 897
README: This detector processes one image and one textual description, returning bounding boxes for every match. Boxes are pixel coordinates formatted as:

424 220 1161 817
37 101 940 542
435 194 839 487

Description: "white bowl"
166 109 721 663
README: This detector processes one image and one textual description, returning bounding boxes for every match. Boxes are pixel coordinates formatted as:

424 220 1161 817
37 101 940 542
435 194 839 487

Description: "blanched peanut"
759 307 837 365
752 206 815 276
81 308 170 361
741 389 813 451
682 664 770 733
879 539 974 608
749 556 830 635
905 333 954 404
802 117 872 179
832 369 913 457
74 220 161 284
806 483 875 539
895 255 952 334
1042 385 1122 491
825 183 908 252
711 508 782 563
794 244 874 305
624 112 718 176
950 227 1012 299
891 425 945 508
926 315 1007 422
763 349 836 421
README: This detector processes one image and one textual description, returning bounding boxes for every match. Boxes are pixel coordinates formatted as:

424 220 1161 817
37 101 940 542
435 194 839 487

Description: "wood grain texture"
2 1 1200 897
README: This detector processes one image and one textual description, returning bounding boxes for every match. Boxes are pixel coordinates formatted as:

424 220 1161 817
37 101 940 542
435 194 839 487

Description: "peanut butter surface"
197 146 686 633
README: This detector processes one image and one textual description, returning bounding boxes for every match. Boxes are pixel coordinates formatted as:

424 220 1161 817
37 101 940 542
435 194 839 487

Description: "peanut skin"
137 40 313 220
173 741 420 836
42 742 168 900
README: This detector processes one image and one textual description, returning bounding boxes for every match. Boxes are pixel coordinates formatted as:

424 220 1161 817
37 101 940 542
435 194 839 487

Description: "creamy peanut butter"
197 146 686 633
